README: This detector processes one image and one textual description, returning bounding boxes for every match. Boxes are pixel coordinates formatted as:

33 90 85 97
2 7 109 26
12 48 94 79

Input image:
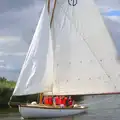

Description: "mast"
50 0 57 27
38 0 55 101
48 0 50 13
39 93 43 104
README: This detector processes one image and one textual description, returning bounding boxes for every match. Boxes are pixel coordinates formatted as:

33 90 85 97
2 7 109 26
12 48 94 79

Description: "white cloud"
0 64 18 71
0 36 28 80
0 52 26 56
0 60 4 62
0 0 45 44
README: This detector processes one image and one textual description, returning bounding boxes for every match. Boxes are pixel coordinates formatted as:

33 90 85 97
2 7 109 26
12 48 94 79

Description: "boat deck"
20 103 88 109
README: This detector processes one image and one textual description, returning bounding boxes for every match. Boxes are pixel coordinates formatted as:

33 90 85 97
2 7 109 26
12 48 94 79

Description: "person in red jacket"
48 96 53 105
68 99 73 106
53 96 60 106
59 96 68 108
68 96 74 107
43 96 49 105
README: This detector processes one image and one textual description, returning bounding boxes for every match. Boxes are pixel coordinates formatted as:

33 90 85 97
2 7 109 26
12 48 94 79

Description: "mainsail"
13 1 54 96
50 0 120 95
13 0 120 97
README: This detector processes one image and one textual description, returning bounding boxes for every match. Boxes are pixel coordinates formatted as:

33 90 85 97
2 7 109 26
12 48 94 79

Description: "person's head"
61 96 65 99
69 96 71 99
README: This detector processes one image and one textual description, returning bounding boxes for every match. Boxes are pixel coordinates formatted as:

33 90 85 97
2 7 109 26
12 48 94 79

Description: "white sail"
50 0 120 95
13 2 54 96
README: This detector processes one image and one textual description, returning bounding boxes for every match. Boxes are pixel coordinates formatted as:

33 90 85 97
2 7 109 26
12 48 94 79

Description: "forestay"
51 0 120 95
13 1 54 96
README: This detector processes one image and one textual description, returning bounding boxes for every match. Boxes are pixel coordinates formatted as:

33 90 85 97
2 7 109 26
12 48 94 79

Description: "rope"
8 96 12 108
47 0 50 13
50 0 57 27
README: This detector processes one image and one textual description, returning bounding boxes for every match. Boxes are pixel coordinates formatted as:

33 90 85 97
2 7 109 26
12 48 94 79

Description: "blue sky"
0 0 120 80
103 10 120 16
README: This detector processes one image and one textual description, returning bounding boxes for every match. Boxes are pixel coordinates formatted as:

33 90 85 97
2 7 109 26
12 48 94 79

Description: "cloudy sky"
0 0 120 81
0 0 45 80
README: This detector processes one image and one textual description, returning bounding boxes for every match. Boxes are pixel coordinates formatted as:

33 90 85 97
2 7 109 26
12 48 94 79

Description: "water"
0 95 120 120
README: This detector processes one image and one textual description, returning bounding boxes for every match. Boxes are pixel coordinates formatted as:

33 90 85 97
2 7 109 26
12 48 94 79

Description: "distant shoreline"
0 77 15 108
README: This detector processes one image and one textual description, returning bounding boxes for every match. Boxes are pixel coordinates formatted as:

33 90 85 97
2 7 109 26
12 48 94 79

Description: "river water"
0 95 120 120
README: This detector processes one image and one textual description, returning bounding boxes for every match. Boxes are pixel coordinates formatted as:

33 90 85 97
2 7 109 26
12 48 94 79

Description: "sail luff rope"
48 0 50 13
50 0 57 27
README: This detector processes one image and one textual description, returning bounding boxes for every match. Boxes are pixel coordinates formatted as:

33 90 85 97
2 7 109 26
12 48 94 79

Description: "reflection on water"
0 108 19 120
0 95 120 120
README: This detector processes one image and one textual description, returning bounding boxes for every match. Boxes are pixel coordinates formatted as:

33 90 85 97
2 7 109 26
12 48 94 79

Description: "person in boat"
43 96 49 105
67 96 74 107
59 96 68 108
48 96 53 105
41 96 44 104
53 96 60 107
53 96 71 108
43 96 53 106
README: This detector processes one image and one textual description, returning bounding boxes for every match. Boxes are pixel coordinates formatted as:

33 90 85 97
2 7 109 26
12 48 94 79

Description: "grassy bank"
0 77 15 88
0 77 84 108
0 77 15 107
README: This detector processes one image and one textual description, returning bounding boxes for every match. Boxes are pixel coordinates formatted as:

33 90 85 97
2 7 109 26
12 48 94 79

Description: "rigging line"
53 1 114 85
77 11 115 85
50 0 57 27
47 0 50 13
8 95 12 108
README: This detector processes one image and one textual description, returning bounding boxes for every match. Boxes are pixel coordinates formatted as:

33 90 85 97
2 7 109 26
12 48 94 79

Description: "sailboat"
9 0 120 119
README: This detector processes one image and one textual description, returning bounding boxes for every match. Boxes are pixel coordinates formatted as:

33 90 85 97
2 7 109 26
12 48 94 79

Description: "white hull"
19 104 88 119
